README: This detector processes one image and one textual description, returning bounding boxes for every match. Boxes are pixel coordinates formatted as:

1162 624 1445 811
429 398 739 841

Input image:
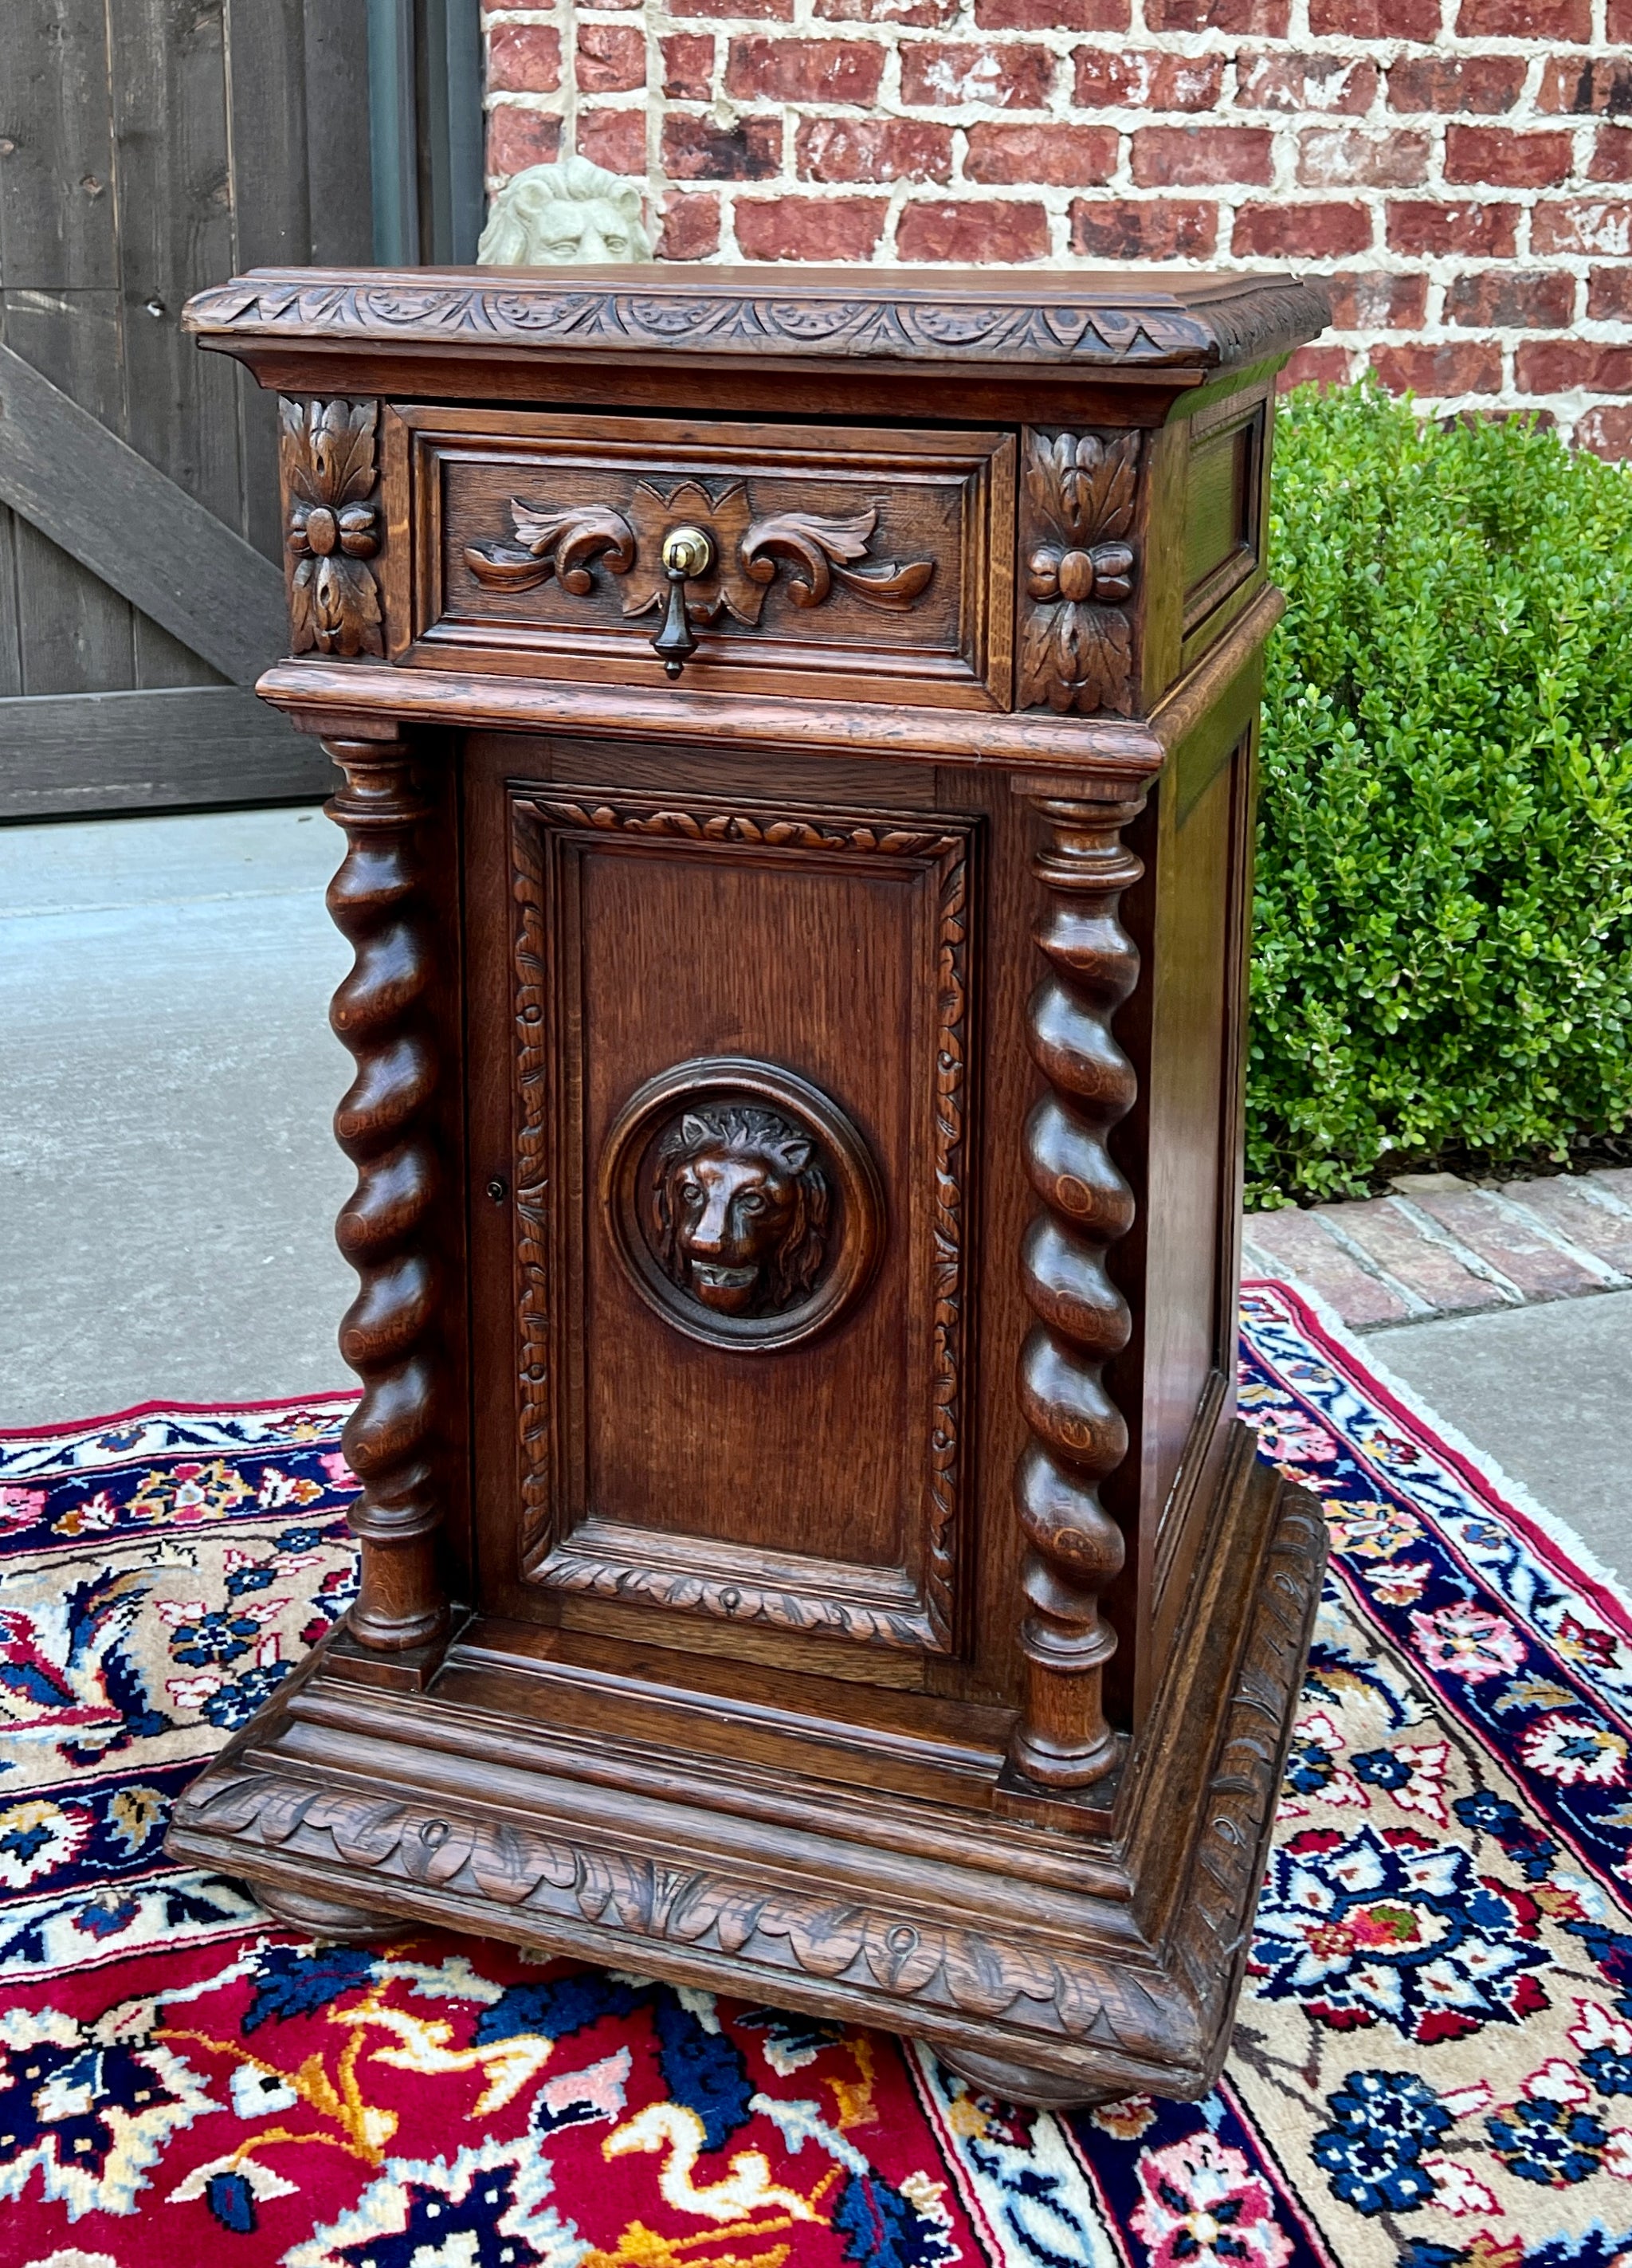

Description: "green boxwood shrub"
1248 379 1632 1206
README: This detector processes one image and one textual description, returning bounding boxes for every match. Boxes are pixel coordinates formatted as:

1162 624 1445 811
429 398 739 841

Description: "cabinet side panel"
1138 718 1257 1703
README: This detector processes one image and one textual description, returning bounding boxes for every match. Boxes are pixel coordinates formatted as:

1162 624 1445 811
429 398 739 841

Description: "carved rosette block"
280 398 384 658
324 740 448 1652
1010 792 1147 1789
1018 430 1140 718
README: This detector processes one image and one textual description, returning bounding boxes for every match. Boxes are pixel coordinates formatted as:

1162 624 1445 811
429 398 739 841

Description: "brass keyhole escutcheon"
653 523 715 679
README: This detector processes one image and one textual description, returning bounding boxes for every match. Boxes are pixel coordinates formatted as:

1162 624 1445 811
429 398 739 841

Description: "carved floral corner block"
1018 430 1140 719
464 479 935 627
280 397 385 659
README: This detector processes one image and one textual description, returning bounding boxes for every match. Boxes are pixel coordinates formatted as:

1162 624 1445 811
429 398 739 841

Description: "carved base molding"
169 1426 1324 2102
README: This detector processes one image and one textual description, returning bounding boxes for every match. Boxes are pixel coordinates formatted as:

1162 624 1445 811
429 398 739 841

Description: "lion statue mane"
476 155 653 267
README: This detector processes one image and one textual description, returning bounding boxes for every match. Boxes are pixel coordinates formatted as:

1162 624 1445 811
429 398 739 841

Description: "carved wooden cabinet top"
186 261 1327 375
190 261 1327 753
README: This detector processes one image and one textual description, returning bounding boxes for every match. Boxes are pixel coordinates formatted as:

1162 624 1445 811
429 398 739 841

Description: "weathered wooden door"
0 1 375 820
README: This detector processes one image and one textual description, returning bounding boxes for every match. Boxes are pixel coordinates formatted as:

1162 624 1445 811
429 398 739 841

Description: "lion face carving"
649 1104 830 1317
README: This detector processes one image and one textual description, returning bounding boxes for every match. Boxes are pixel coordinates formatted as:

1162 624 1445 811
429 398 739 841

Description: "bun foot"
251 1881 407 1941
936 2044 1118 2111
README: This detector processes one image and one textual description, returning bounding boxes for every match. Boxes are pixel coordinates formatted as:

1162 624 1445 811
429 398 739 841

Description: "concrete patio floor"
0 804 353 1422
1364 1292 1632 1585
3 806 1627 1589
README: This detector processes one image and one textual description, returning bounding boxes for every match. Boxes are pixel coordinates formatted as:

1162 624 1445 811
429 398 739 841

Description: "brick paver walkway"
1243 1168 1632 1332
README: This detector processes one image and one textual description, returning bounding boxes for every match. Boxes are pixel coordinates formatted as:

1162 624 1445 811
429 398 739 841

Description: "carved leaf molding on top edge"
1018 430 1140 719
464 479 934 626
280 398 384 660
193 279 1234 367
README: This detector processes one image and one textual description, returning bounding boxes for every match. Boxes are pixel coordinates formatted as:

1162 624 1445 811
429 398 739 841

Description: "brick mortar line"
1483 1187 1632 1288
1304 1208 1442 1320
1385 1192 1532 1304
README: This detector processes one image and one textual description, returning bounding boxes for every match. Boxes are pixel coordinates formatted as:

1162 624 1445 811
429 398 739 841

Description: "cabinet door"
465 757 982 1666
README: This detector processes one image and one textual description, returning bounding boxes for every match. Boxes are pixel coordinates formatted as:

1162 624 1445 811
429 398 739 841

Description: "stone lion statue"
649 1105 830 1318
477 155 652 266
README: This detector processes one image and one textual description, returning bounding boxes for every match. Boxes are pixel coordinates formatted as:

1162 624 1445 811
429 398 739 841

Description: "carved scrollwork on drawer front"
464 477 936 630
392 407 1014 705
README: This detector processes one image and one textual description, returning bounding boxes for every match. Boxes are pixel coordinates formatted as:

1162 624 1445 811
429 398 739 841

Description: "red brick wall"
482 2 1632 455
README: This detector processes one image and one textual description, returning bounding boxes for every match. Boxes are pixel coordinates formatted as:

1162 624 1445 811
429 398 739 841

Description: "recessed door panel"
504 785 979 1655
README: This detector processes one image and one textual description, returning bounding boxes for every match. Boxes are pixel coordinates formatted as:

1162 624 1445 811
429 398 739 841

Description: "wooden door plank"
226 0 312 271
0 507 22 698
302 0 376 268
0 294 139 693
0 684 328 819
0 6 139 695
108 0 249 694
0 0 371 812
0 343 286 683
226 0 315 564
0 2 120 294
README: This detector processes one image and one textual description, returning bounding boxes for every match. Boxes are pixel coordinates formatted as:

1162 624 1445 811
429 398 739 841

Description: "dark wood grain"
1178 380 1275 676
491 788 976 1657
168 261 1328 2109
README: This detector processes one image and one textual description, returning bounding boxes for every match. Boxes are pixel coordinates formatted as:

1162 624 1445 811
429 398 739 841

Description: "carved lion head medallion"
600 1058 884 1351
650 1101 830 1318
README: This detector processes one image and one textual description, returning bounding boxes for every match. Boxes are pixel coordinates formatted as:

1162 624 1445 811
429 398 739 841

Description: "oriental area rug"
4 1280 1631 2268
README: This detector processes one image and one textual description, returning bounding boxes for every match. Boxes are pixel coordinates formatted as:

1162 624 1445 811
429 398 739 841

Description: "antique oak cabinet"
167 262 1330 2107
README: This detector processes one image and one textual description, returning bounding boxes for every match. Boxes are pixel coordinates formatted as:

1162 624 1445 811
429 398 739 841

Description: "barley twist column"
1009 790 1147 1790
324 737 448 1652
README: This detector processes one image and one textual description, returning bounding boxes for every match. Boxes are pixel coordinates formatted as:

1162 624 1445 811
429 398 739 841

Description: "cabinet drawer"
383 406 1016 709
